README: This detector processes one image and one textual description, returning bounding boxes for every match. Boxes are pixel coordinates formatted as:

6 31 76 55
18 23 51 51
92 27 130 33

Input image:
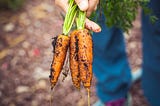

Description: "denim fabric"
142 0 160 106
92 14 131 103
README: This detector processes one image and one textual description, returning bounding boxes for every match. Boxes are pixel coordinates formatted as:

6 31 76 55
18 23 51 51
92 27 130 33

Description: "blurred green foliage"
90 0 157 32
0 0 25 10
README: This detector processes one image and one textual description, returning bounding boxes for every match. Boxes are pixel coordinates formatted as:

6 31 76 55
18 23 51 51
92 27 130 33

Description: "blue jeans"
92 14 131 103
92 0 160 105
142 0 160 106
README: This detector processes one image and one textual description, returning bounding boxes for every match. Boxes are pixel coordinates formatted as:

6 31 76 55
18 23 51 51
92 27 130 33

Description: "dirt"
0 1 149 106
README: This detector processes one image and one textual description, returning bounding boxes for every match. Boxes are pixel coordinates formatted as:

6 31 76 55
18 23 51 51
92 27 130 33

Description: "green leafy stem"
63 0 77 35
76 10 86 30
62 0 87 35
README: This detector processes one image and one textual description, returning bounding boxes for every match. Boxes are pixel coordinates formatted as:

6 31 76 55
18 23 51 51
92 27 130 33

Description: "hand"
55 0 101 32
75 0 99 17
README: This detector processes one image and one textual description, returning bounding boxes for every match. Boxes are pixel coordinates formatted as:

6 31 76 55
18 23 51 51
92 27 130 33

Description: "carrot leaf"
63 0 77 35
76 9 86 30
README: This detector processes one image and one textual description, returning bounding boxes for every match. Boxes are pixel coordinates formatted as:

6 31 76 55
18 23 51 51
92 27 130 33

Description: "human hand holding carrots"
55 0 101 32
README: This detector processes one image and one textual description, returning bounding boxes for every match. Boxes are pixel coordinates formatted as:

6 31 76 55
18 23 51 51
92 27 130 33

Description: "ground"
0 1 149 106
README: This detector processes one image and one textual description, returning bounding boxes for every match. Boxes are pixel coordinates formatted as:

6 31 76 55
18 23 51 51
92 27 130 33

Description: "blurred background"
0 0 149 106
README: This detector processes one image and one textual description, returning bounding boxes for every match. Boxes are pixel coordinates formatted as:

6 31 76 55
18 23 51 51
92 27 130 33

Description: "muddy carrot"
50 35 70 89
76 9 93 106
69 30 81 89
76 10 93 89
77 29 93 89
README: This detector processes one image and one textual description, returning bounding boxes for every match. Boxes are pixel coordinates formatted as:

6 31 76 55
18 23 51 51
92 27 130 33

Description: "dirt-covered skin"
70 30 81 89
50 35 70 89
77 29 93 89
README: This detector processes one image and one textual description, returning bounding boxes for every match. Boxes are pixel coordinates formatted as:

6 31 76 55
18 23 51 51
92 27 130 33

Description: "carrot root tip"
51 84 55 90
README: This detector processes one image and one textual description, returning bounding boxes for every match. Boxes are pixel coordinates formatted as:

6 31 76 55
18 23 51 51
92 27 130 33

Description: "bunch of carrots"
49 0 94 105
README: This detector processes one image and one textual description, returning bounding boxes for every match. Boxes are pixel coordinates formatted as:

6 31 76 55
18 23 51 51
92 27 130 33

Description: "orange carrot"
77 29 93 89
69 30 81 89
49 35 70 89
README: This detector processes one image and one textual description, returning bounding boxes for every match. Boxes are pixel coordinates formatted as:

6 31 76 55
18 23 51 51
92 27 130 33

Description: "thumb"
75 0 88 11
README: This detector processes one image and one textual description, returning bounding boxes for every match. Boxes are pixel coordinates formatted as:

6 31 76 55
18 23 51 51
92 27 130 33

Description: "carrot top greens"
63 0 86 34
76 10 86 30
63 0 77 35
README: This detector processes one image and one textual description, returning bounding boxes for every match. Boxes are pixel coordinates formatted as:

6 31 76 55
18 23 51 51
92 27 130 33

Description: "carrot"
75 9 93 106
50 35 70 89
77 29 93 89
69 30 81 89
76 9 93 90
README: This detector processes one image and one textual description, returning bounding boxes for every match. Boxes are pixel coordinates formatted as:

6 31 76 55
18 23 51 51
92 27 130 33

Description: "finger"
75 0 89 11
86 0 99 17
55 0 68 12
85 18 101 33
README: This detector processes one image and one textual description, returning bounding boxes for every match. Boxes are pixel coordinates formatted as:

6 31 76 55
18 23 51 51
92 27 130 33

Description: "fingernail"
95 27 101 33
78 1 88 11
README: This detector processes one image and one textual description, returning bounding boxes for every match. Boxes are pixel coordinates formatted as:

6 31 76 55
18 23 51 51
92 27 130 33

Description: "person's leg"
92 15 132 104
141 0 160 106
